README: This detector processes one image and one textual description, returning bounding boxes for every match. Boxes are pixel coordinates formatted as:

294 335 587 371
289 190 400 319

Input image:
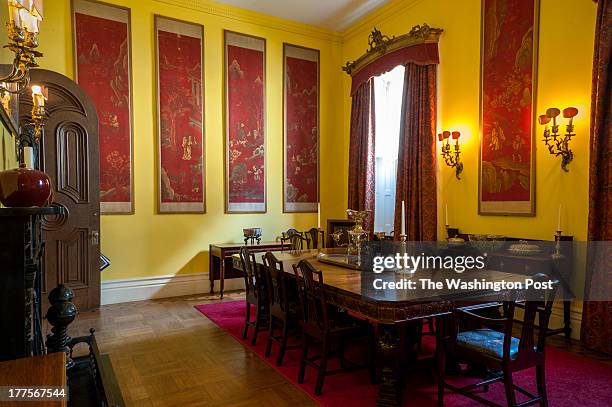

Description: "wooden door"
20 69 101 311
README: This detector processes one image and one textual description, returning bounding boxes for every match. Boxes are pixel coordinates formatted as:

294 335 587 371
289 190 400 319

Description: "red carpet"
195 300 612 406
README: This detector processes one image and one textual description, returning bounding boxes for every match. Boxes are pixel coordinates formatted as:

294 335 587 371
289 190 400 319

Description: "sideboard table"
209 241 290 298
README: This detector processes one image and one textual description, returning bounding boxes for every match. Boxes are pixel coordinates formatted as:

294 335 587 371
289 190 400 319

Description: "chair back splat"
263 252 290 317
239 246 257 300
519 273 560 356
306 227 324 249
292 260 328 333
239 246 269 345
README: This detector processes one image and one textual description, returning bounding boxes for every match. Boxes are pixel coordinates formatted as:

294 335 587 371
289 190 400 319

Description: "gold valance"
343 24 443 95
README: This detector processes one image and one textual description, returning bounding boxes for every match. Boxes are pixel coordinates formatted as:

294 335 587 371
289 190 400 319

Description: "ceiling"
213 0 390 31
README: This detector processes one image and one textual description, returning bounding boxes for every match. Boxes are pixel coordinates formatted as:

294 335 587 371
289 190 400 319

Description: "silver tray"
316 252 362 270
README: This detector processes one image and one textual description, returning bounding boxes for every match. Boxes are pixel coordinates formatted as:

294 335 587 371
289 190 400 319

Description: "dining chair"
292 259 376 395
289 233 311 251
262 251 299 366
305 227 324 249
238 246 269 345
437 274 560 407
281 228 301 244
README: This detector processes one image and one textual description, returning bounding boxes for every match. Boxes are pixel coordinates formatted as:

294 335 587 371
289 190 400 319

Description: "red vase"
0 163 52 207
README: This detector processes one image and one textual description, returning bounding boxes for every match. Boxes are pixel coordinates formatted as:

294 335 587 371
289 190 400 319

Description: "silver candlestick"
553 230 563 260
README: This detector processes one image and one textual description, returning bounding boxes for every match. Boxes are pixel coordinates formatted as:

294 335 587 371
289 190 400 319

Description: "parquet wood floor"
59 291 610 406
62 292 315 407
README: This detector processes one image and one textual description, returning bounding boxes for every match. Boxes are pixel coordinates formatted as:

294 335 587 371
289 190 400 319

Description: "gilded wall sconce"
0 0 44 94
439 130 463 179
538 107 578 172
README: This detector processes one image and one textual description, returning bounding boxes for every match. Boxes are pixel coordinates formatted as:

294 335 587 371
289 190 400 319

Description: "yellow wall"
341 0 596 243
1 0 597 288
4 0 345 280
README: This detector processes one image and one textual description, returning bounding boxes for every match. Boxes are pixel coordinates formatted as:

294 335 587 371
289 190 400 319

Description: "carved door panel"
20 69 100 311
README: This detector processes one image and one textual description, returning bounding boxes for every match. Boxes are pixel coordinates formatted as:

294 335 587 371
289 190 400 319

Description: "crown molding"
330 0 392 31
154 0 343 43
342 0 426 41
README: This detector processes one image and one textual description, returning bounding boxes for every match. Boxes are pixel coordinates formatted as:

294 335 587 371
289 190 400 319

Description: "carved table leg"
220 256 226 299
377 323 402 407
209 249 215 294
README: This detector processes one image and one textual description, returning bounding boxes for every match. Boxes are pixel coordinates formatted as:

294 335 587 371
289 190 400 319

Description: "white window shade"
373 65 404 234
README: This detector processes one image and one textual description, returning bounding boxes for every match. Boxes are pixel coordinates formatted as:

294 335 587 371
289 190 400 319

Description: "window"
373 65 404 234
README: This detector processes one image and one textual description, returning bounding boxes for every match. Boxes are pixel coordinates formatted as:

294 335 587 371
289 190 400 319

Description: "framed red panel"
283 44 319 213
224 31 266 213
478 0 539 216
72 0 134 214
155 16 205 213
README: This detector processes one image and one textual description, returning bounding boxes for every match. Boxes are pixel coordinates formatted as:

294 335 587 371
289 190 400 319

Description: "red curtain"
581 0 612 355
348 79 376 233
394 63 437 241
350 43 440 95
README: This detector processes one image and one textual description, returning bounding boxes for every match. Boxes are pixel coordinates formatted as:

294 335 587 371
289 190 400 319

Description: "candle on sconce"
401 200 406 236
31 85 45 108
538 114 551 128
557 204 562 231
452 131 460 150
546 107 561 127
8 2 20 27
563 107 579 127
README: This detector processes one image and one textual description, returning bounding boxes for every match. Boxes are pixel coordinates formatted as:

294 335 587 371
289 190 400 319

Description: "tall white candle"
8 4 20 26
401 200 406 235
445 203 449 226
317 203 321 229
557 204 562 231
23 146 34 169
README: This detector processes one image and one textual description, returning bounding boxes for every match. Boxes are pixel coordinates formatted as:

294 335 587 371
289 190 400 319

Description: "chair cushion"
456 328 520 360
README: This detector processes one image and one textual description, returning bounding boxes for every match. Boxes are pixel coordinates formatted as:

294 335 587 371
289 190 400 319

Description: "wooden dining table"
232 249 530 407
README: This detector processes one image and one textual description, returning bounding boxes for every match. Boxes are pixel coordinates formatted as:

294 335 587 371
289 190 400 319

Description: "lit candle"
8 2 20 27
445 203 448 226
546 108 561 127
557 204 562 231
31 85 45 108
401 200 406 236
19 7 33 32
563 107 579 127
317 202 321 229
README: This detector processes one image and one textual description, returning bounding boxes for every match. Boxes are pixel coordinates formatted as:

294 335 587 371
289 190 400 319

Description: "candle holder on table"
346 209 371 266
553 230 563 260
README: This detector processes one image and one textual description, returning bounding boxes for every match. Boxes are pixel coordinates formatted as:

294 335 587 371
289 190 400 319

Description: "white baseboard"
101 273 245 305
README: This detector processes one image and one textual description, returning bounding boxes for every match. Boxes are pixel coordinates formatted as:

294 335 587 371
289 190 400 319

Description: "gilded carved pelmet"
343 23 443 81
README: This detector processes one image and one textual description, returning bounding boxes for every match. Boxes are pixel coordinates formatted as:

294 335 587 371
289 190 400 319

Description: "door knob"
91 230 100 246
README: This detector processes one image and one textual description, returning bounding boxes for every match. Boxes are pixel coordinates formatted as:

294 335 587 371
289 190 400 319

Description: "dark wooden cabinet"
0 207 63 362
